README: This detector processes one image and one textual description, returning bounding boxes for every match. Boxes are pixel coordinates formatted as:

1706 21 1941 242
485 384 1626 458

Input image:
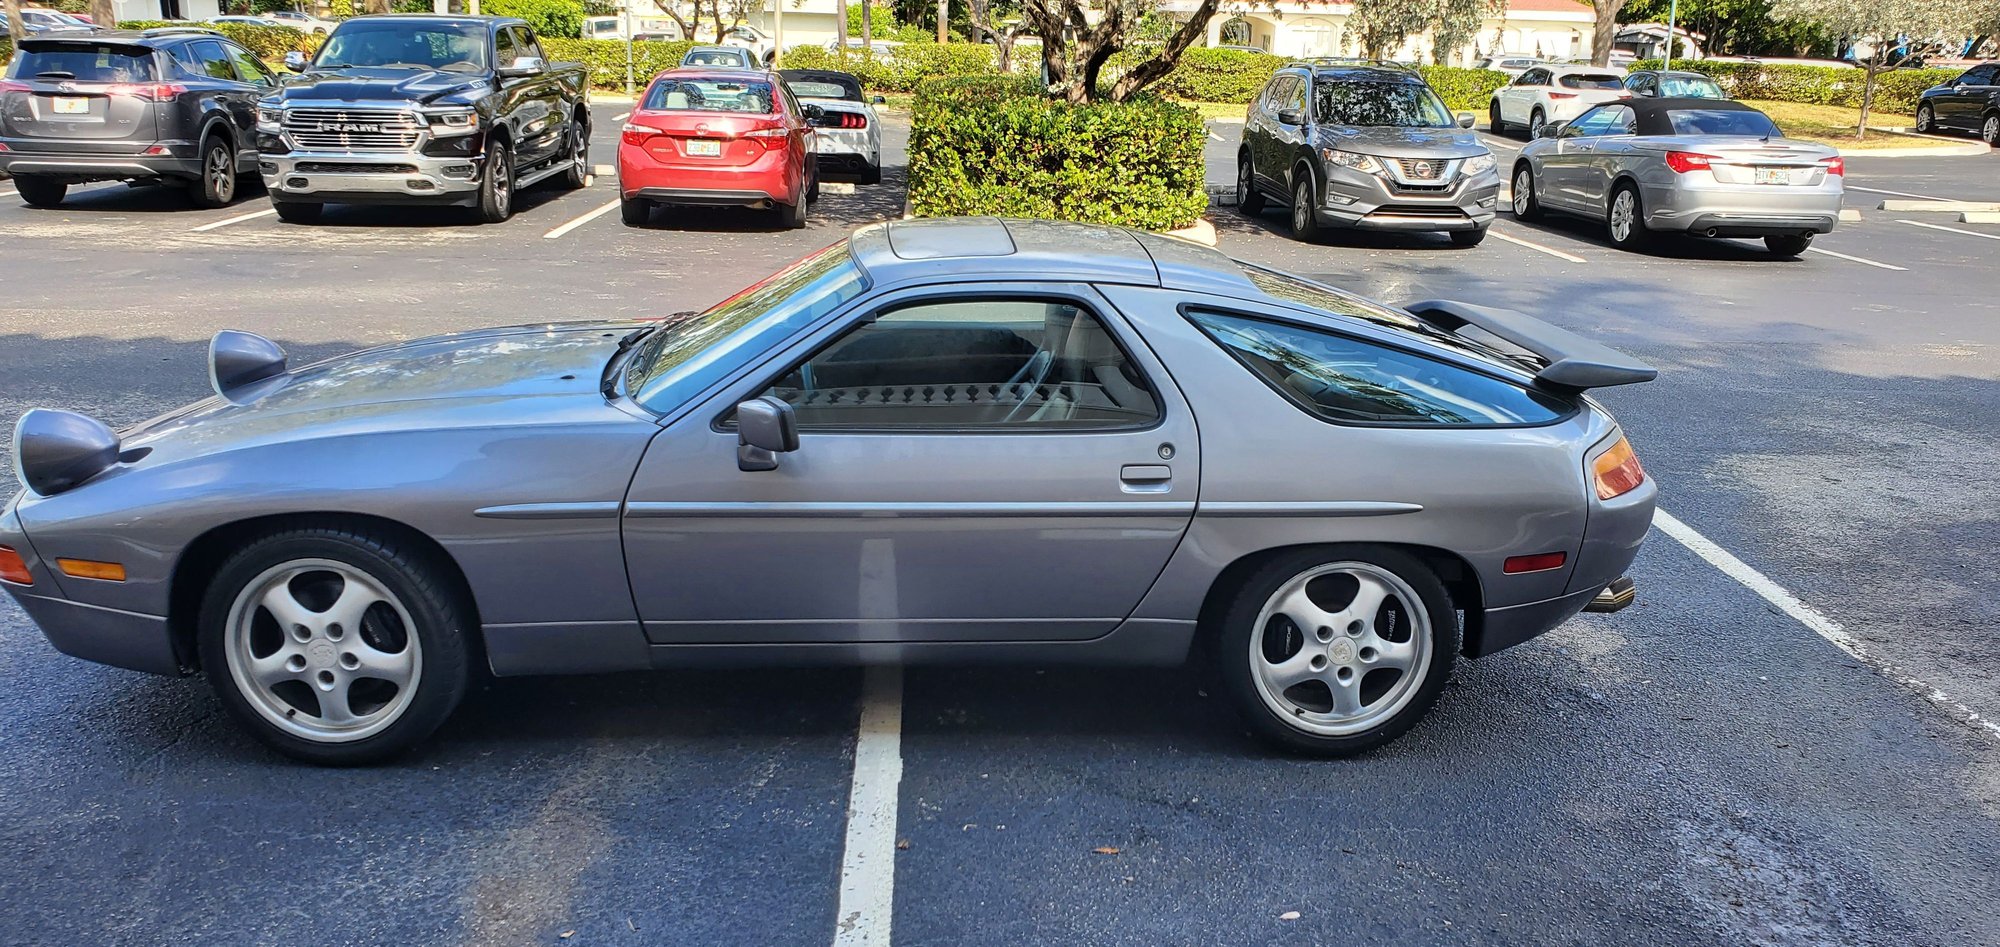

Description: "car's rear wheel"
1510 164 1541 221
1449 226 1488 247
1528 107 1547 139
273 201 322 224
196 526 472 765
474 139 513 224
1607 182 1651 252
13 175 67 208
1237 155 1265 215
859 161 882 186
776 194 807 229
1217 546 1459 756
559 120 590 189
620 197 651 227
1765 233 1813 257
1489 100 1508 135
1983 112 2000 147
188 137 237 209
1289 172 1320 241
1915 104 1936 134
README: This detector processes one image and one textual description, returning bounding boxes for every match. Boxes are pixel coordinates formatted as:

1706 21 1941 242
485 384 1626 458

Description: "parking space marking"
1898 218 2000 241
1490 227 1587 263
189 208 278 232
1805 246 1909 270
1845 184 1945 201
1653 510 2000 743
1478 133 1521 152
612 111 631 122
1207 130 1224 142
543 198 623 239
832 665 903 947
0 188 16 199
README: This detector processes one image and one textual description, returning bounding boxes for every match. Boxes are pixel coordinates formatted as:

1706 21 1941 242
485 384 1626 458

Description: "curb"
1839 137 1991 157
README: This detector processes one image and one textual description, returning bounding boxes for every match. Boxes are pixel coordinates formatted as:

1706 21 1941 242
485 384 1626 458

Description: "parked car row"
0 16 887 231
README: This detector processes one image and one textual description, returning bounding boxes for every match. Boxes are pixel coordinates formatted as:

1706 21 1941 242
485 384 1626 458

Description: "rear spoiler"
1402 299 1657 391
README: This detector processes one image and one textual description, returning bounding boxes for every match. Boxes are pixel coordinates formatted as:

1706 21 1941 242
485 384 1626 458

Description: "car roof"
1546 64 1624 75
653 66 774 81
1304 65 1424 84
342 14 522 28
686 44 750 53
846 217 1279 302
16 27 221 48
1618 96 1760 134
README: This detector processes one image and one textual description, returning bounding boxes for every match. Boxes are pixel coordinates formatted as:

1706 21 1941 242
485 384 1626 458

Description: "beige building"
1171 0 1598 65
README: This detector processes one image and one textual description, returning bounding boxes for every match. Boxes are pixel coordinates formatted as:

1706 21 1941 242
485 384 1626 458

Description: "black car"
0 27 271 208
1623 69 1726 100
1914 61 2000 145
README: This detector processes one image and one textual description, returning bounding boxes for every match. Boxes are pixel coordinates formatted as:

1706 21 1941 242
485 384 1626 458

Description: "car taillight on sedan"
621 122 656 145
1593 437 1647 500
1819 156 1845 176
743 123 791 143
1664 151 1716 174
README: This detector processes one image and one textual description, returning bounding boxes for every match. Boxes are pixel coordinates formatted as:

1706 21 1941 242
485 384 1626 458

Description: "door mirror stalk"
736 396 800 471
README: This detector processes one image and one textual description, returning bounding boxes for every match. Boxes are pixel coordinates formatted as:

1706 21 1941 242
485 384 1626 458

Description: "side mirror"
1456 112 1475 128
736 396 799 471
1535 121 1565 139
872 95 886 105
283 50 307 71
1276 108 1304 126
498 55 544 78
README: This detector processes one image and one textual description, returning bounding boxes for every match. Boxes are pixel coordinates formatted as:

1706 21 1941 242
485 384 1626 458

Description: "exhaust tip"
1584 576 1636 614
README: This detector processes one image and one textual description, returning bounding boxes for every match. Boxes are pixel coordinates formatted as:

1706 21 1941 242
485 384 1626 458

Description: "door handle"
1120 465 1172 484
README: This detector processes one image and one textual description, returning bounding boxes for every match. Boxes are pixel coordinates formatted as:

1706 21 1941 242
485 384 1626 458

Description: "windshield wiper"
599 312 700 399
34 71 76 79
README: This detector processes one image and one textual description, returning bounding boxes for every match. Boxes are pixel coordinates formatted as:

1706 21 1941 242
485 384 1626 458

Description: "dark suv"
0 27 270 208
1238 62 1499 246
1914 61 2000 146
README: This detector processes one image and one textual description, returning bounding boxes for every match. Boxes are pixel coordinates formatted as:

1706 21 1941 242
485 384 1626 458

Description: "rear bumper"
629 186 783 207
1642 181 1842 236
259 150 485 205
618 142 800 206
0 150 200 182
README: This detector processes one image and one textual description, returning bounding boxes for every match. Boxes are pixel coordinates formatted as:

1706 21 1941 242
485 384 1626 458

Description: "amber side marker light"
56 559 126 582
0 546 31 586
1593 437 1647 501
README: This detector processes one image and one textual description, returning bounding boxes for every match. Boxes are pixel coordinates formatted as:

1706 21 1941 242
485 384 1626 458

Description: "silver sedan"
1511 97 1844 256
2 218 1657 764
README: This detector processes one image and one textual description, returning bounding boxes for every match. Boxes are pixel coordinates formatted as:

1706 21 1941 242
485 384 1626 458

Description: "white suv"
1489 65 1629 138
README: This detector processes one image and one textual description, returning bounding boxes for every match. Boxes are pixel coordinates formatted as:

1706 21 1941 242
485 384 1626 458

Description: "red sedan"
618 68 820 229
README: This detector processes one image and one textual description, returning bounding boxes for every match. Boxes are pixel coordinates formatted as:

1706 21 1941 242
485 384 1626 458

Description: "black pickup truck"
255 14 589 223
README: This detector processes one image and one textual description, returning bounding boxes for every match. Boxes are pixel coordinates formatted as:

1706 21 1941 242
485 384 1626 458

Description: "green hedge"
907 75 1208 231
541 37 695 89
1 38 12 69
1419 66 1511 112
1125 47 1283 103
781 43 997 93
482 0 585 39
1626 58 1956 114
116 20 320 58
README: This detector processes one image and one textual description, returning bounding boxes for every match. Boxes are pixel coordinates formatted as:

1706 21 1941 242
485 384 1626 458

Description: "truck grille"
293 162 419 174
282 108 424 152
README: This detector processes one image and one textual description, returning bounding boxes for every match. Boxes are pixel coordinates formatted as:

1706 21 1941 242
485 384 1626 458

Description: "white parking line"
832 665 904 947
1653 510 2000 744
1844 184 1945 201
1898 218 2000 241
612 111 631 122
1491 227 1587 263
1804 246 1908 270
1207 130 1224 142
189 208 278 232
542 198 622 239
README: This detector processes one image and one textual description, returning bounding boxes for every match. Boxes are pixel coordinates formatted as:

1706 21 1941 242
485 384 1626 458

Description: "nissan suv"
1238 62 1499 246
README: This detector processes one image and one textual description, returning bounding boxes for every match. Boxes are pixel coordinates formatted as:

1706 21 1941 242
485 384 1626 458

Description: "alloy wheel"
1512 168 1533 215
1248 562 1432 736
1917 106 1934 133
208 146 235 203
1985 114 1999 145
1610 190 1635 242
223 558 422 743
573 126 589 177
1529 109 1545 138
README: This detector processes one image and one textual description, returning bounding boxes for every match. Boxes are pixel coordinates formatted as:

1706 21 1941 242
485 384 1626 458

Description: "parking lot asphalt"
2 102 1997 945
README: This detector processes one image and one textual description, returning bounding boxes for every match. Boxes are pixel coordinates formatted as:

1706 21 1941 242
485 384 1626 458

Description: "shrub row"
907 75 1209 231
541 37 696 89
1626 58 1957 114
780 43 999 93
1 38 12 68
116 19 319 58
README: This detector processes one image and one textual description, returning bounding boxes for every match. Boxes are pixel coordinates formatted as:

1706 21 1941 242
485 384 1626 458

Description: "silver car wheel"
223 558 423 744
1610 189 1636 242
1248 562 1432 737
1916 105 1934 133
1512 168 1533 215
572 125 589 177
1528 109 1545 138
1985 114 2000 145
207 146 235 202
1292 183 1311 231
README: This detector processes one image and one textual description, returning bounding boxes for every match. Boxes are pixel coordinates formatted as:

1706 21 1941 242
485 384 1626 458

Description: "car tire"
13 175 67 208
777 195 807 229
1983 112 2000 147
620 197 650 227
474 138 513 224
1765 233 1813 257
1289 171 1321 241
187 136 237 209
273 201 323 224
1489 100 1508 135
1237 154 1265 215
1510 163 1542 221
195 525 472 766
559 120 590 190
1915 104 1936 135
859 162 882 186
1528 107 1547 140
1607 182 1651 252
807 167 821 203
1216 545 1460 757
1449 227 1488 247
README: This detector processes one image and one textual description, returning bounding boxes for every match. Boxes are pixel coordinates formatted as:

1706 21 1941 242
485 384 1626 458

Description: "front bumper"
1314 164 1501 232
0 499 180 676
0 140 201 182
259 150 486 206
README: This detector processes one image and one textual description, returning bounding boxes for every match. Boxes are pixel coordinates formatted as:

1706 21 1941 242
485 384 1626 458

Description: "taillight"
1664 151 1715 174
1819 156 1844 176
1548 92 1577 99
0 546 32 586
0 79 30 94
743 124 790 139
621 122 654 145
1592 437 1647 500
822 111 867 129
104 82 189 102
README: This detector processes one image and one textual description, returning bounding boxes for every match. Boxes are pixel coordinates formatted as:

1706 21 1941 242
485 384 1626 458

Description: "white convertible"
779 69 886 185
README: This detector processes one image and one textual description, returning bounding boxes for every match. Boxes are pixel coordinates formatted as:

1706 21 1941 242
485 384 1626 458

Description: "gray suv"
1238 63 1500 246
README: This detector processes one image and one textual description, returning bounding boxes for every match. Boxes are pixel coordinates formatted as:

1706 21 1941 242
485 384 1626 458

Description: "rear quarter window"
8 45 158 82
1188 310 1572 427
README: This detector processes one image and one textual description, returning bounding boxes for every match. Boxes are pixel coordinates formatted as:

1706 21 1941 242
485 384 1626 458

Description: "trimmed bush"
783 42 996 93
1 38 12 68
541 37 695 89
482 0 586 40
1626 58 1957 114
1417 66 1511 112
1136 47 1284 104
117 20 320 58
907 75 1209 231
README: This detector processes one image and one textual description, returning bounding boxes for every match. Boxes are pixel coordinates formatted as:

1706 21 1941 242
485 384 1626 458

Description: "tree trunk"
936 0 946 42
1856 53 1884 141
1107 0 1219 101
836 0 848 48
3 0 22 48
860 0 871 43
1589 0 1622 67
90 0 115 31
364 0 390 14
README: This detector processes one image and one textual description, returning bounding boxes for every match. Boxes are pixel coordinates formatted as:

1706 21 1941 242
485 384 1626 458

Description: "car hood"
1317 126 1488 159
120 321 651 459
275 67 491 106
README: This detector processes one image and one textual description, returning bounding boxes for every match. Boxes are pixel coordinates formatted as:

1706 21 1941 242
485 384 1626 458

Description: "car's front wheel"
1511 164 1542 221
197 525 472 765
1915 104 1936 134
13 175 68 208
1217 546 1459 756
474 139 513 224
1289 172 1321 241
1237 155 1265 215
1983 112 2000 147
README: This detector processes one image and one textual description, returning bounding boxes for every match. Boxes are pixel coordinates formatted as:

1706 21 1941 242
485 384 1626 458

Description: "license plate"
686 139 721 157
1753 167 1791 185
52 96 89 115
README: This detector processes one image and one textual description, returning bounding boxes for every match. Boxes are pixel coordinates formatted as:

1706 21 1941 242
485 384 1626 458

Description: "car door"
219 41 276 160
1573 104 1636 209
1938 64 1997 129
1252 76 1297 194
1270 75 1312 196
181 41 257 152
505 26 566 165
621 285 1200 645
1503 69 1548 124
1539 104 1615 208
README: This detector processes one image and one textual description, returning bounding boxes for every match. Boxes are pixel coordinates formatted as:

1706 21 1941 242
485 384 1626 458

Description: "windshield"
1314 81 1454 127
1658 75 1725 98
314 22 488 71
9 44 156 81
1559 72 1626 89
643 77 775 112
626 244 869 412
684 48 750 66
1666 108 1781 136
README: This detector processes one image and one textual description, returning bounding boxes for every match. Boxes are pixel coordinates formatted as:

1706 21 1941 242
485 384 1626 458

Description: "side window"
1964 64 1998 85
1262 77 1292 115
1605 104 1636 134
756 298 1161 431
170 43 208 81
223 42 275 86
1517 68 1547 87
1187 310 1570 426
1283 76 1307 113
516 27 545 61
192 41 238 82
495 27 522 65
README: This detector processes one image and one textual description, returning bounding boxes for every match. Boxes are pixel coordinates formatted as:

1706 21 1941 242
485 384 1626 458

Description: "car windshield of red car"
644 78 775 113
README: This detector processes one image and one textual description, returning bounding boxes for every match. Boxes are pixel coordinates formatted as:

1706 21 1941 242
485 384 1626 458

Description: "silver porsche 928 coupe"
2 218 1657 765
